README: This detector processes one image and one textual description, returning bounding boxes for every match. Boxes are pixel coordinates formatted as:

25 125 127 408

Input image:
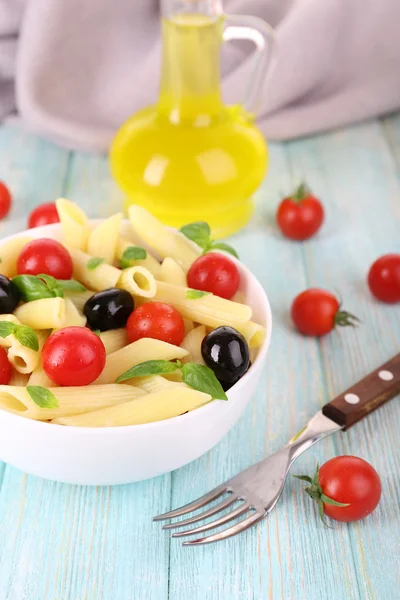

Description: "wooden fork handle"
322 353 400 430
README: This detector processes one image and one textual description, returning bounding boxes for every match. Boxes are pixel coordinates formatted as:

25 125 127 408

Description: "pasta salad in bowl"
0 201 271 484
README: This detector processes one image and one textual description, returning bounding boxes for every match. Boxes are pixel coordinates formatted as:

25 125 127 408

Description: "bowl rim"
0 221 272 434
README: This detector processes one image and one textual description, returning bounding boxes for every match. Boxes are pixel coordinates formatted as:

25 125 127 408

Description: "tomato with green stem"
291 289 359 336
368 254 400 303
277 183 324 241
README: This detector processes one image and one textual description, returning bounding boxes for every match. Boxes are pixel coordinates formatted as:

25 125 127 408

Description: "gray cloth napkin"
1 0 399 151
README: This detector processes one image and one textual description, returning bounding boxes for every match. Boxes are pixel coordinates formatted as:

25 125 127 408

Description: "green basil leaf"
185 289 210 300
119 259 131 269
180 222 211 250
0 321 16 339
93 329 101 337
116 360 180 383
122 246 147 262
12 275 54 301
14 325 39 351
38 274 64 298
57 279 87 293
208 242 239 259
26 386 59 409
87 257 105 270
181 363 228 400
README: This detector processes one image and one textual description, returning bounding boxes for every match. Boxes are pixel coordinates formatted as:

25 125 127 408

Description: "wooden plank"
167 142 361 600
286 118 400 600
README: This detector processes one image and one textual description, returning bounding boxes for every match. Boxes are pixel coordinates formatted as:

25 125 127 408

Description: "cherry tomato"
367 254 400 303
291 289 358 336
0 347 12 385
17 238 73 280
28 202 60 229
277 183 324 241
126 302 185 346
296 457 381 524
0 181 12 220
187 253 240 300
42 327 106 386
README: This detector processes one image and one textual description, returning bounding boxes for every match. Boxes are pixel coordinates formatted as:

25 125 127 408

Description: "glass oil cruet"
110 0 275 238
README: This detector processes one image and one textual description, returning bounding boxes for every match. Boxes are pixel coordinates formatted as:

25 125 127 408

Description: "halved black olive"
0 275 21 314
84 288 134 331
201 326 250 389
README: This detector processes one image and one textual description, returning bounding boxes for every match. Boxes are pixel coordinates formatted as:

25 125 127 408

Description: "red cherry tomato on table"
126 302 185 346
0 181 12 220
0 347 12 385
187 253 240 300
367 254 400 303
17 238 73 280
277 183 324 241
291 289 359 336
28 202 60 229
42 327 106 386
296 456 381 524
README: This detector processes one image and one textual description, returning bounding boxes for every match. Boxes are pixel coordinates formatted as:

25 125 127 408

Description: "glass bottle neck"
158 2 224 123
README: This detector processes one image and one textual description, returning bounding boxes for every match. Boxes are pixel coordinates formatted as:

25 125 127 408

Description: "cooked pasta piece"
9 370 29 386
128 205 201 270
231 290 246 304
116 237 162 278
99 328 129 354
133 375 185 392
159 257 187 286
28 363 56 387
87 213 123 264
234 321 267 349
0 236 32 278
180 325 206 365
66 246 121 291
183 318 194 335
94 338 188 384
0 384 146 420
56 198 90 250
14 298 65 329
64 289 94 312
148 281 252 328
7 330 48 374
52 386 211 427
55 298 86 329
118 266 156 298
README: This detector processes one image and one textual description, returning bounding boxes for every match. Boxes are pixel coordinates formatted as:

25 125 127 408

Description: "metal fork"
154 352 400 545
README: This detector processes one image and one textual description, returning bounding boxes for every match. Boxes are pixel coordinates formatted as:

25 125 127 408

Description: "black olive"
201 326 250 388
0 275 21 314
83 288 134 331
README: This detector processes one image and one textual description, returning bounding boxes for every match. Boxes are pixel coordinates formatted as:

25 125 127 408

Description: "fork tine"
153 485 227 521
182 512 265 546
162 495 238 530
172 503 250 537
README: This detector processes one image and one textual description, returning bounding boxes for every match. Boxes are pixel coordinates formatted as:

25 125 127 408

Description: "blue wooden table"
0 115 400 600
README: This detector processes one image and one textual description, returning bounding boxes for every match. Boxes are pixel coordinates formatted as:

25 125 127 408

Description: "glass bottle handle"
222 15 276 117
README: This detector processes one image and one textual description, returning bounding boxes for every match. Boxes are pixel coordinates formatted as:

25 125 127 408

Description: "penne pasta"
133 375 185 392
149 281 252 328
118 266 156 298
55 298 86 330
0 236 33 278
180 325 206 365
128 205 201 270
7 330 49 374
56 198 90 250
234 321 267 349
159 257 187 286
183 318 194 335
28 363 57 387
14 298 65 329
87 213 123 264
99 328 129 354
52 386 211 427
66 246 121 291
9 369 29 387
94 338 188 385
0 384 146 421
116 237 162 278
64 289 94 312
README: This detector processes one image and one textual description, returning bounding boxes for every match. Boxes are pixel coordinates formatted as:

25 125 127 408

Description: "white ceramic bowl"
0 222 272 485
